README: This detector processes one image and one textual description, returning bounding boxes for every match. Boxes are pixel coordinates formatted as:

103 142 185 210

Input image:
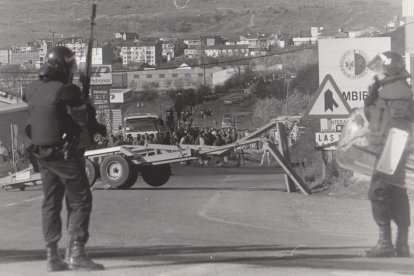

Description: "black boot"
68 241 104 271
396 227 410 257
46 244 68 272
364 225 395 257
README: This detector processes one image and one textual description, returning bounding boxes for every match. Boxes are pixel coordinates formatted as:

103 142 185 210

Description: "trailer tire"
141 164 171 187
118 167 139 189
100 155 137 189
85 159 99 187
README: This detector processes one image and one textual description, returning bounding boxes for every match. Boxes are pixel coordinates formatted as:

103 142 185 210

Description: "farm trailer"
0 138 262 191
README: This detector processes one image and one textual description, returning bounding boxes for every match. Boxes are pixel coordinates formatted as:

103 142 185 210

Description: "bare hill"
0 0 401 47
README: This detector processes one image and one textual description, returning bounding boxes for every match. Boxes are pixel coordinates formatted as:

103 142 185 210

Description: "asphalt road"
192 94 253 133
1 165 414 276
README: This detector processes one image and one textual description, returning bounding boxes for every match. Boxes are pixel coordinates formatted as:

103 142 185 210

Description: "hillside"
0 0 400 47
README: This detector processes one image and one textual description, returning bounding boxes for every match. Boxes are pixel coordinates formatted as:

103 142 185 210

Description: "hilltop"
0 0 400 47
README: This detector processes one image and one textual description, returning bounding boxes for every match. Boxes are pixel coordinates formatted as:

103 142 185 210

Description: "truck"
123 113 165 138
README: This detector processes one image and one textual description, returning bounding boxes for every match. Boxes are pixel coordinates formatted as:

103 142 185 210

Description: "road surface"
0 165 413 275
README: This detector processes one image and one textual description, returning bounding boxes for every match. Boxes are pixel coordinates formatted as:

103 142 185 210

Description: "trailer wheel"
141 164 171 187
100 155 137 189
85 159 99 187
118 167 139 189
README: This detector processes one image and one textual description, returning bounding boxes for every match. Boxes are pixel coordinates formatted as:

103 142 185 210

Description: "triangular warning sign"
304 74 352 118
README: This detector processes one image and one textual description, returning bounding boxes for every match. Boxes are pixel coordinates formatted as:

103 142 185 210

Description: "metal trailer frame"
0 138 260 190
0 119 311 195
0 166 42 191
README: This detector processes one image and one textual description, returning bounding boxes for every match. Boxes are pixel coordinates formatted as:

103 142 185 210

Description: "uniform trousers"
368 157 410 228
37 152 92 246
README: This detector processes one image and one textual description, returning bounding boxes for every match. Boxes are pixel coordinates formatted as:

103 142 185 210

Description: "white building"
184 46 201 59
292 37 318 46
204 45 250 58
183 37 202 47
0 49 9 65
121 41 162 67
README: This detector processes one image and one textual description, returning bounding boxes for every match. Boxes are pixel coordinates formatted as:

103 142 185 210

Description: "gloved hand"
364 76 381 107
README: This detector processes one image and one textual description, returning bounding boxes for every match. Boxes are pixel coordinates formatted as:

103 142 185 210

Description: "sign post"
304 74 352 179
277 122 296 192
90 65 113 134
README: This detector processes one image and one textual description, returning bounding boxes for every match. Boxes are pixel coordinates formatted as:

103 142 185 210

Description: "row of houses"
0 31 286 69
0 24 384 71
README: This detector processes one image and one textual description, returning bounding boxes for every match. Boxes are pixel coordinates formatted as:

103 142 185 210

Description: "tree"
252 98 283 126
195 85 211 104
155 93 174 118
142 81 160 93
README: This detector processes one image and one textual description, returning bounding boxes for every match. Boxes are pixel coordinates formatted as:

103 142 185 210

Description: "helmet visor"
367 54 386 74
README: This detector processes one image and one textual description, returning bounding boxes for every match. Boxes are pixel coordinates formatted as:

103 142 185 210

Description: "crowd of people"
95 124 241 148
93 123 252 167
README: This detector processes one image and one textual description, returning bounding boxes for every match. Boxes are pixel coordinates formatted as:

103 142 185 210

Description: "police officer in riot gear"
23 46 104 271
363 51 413 257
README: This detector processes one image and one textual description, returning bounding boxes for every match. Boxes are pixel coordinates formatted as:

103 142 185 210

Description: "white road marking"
197 191 294 233
197 192 370 239
4 196 43 207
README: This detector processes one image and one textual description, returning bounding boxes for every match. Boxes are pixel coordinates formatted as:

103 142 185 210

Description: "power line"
115 45 317 73
0 45 317 74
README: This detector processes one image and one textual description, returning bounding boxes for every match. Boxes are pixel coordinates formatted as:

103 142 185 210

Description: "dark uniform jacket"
23 79 83 146
365 71 413 182
365 71 413 149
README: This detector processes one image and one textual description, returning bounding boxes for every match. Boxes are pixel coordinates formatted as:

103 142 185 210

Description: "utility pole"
403 0 414 88
285 76 290 113
203 65 206 87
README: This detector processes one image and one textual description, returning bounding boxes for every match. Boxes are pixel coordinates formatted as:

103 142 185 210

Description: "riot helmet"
367 51 406 76
38 46 77 83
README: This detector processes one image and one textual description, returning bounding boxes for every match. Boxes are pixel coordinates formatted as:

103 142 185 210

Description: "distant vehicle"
224 99 233 106
243 88 251 95
221 115 235 129
123 113 165 137
202 94 219 102
223 113 232 120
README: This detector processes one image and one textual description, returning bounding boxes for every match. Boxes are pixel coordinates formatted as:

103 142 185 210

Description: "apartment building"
183 37 202 47
55 37 113 65
240 33 269 51
0 49 9 65
121 41 162 67
9 47 38 67
184 46 202 59
204 44 250 58
200 35 224 46
126 66 223 91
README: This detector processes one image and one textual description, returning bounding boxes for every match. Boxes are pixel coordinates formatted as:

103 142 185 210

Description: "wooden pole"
322 118 333 179
10 124 16 173
277 122 296 192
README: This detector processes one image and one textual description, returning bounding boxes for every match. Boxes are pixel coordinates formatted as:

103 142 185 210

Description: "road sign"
304 74 352 118
320 118 349 132
315 132 341 150
91 65 112 85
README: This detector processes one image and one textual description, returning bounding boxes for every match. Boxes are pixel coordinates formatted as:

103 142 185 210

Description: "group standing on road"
13 46 414 274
